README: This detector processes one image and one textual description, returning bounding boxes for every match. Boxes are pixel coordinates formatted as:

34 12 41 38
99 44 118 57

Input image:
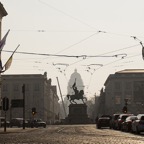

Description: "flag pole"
2 44 20 71
0 29 10 50
11 44 20 57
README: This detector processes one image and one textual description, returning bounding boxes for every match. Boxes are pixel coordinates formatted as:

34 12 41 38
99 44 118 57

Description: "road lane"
0 125 144 144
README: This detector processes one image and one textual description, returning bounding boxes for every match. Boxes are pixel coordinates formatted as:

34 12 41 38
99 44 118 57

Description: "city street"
0 124 144 144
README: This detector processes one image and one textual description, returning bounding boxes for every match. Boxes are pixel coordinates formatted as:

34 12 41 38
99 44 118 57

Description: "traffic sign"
11 99 24 108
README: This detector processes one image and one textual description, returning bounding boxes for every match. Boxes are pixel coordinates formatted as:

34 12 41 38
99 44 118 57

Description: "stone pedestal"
66 104 90 124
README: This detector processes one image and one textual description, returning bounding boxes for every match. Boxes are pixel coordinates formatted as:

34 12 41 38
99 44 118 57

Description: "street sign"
2 97 9 111
11 99 24 108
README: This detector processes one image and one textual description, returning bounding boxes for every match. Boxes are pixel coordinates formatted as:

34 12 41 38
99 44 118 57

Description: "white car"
131 114 144 134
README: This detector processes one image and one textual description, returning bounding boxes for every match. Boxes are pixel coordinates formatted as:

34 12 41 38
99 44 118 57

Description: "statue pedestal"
66 104 90 124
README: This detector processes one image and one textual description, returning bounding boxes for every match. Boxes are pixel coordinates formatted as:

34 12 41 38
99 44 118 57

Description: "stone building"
1 72 60 124
99 69 144 116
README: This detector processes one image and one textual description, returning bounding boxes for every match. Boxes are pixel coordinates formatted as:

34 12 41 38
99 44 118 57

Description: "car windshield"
122 116 129 120
141 116 144 120
114 115 119 120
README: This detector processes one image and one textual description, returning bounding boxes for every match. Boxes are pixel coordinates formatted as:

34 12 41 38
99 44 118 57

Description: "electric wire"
38 0 98 31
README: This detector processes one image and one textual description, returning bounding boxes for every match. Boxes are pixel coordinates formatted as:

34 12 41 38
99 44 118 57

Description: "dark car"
121 115 137 132
0 117 10 127
115 114 133 130
131 114 144 134
10 118 29 128
31 119 46 128
110 114 120 129
97 115 111 129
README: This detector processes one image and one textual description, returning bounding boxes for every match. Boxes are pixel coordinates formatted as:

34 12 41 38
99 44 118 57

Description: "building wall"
1 73 60 124
103 70 144 115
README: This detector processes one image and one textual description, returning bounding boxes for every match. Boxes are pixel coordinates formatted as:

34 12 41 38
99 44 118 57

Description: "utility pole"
2 97 9 132
22 84 25 129
56 77 67 118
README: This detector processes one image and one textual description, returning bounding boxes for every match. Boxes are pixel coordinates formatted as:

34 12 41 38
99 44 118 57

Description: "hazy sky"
1 0 144 99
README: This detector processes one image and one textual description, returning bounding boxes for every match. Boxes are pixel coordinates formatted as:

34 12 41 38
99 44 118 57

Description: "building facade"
100 69 144 116
1 72 60 124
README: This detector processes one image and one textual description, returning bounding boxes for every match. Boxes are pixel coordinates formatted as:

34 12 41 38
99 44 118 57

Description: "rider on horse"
67 80 87 104
72 80 79 99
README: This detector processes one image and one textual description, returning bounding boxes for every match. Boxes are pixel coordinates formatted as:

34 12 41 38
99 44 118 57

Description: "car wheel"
97 125 101 129
136 127 140 134
113 126 116 130
125 127 128 132
131 128 134 133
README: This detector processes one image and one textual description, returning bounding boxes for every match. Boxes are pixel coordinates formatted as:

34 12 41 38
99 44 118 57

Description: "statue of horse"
67 90 87 104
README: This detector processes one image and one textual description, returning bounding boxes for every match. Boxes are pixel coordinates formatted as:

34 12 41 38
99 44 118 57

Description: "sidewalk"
0 127 37 134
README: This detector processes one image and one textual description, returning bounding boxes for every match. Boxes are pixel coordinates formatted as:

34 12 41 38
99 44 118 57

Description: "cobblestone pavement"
0 124 144 144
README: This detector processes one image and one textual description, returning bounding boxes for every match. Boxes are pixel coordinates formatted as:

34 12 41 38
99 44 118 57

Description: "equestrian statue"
67 79 87 104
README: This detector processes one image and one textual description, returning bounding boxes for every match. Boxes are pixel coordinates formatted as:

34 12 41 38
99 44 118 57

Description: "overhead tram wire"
131 36 144 60
38 0 98 31
70 43 141 67
38 0 144 60
2 50 127 59
81 51 142 90
2 43 140 70
38 0 144 41
41 31 103 62
53 31 103 55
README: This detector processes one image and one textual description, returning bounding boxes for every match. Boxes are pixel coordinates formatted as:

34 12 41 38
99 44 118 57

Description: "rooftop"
116 69 144 74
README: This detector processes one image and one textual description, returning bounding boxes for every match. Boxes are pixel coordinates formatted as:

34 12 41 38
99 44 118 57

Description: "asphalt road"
0 124 144 144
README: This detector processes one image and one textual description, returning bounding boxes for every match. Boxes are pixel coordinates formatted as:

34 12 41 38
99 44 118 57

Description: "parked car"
115 114 133 130
30 119 46 128
97 115 111 129
131 114 144 134
110 114 120 129
10 118 29 128
121 115 137 132
0 117 10 127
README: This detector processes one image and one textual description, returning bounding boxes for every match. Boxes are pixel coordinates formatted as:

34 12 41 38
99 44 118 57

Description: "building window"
114 92 122 104
34 84 39 91
124 91 132 104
